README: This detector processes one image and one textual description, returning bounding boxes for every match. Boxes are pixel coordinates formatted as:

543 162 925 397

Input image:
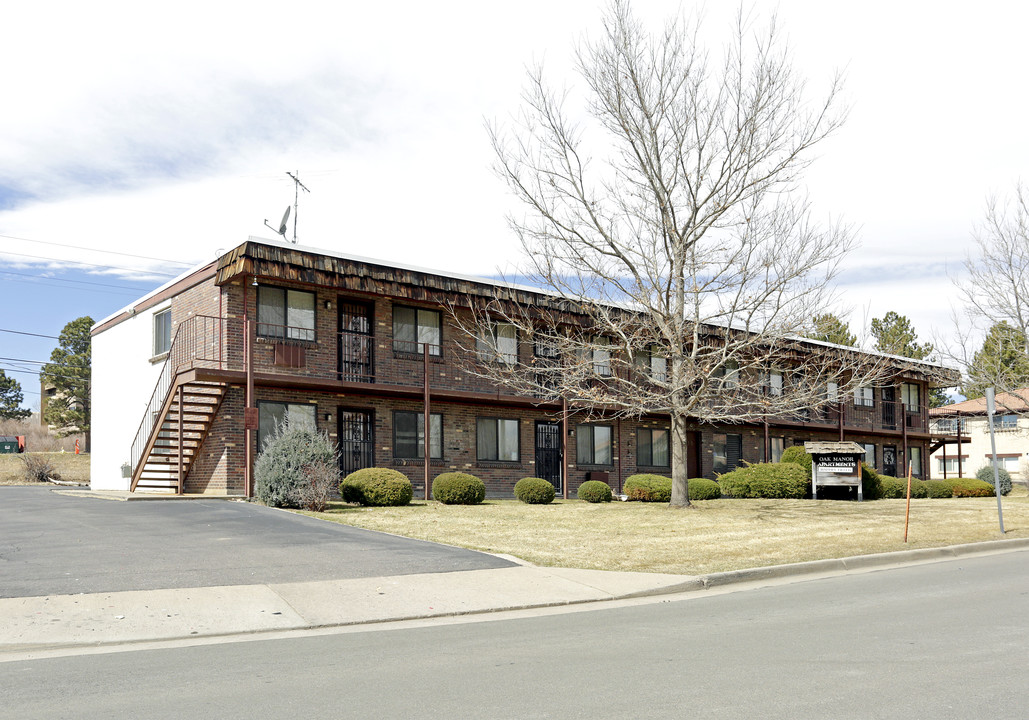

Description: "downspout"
616 417 622 496
244 276 255 498
423 342 430 501
562 397 569 500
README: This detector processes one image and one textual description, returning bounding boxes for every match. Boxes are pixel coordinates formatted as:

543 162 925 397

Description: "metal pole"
177 384 184 495
903 462 912 542
562 397 569 500
424 341 430 501
956 414 963 478
986 388 1006 534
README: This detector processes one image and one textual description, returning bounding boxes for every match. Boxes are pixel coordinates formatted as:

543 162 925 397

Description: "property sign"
815 454 858 475
804 442 865 501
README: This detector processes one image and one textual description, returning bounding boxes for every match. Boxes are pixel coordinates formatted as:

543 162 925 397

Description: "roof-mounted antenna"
264 206 291 241
285 171 311 244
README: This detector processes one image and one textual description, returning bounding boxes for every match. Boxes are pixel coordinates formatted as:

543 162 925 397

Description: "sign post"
805 442 865 501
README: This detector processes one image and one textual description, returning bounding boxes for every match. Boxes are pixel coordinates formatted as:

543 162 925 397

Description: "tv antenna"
264 205 291 241
285 171 310 244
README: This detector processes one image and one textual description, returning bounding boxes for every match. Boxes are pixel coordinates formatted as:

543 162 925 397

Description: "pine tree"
40 316 93 451
0 370 31 421
807 314 857 346
963 322 1029 399
870 311 949 407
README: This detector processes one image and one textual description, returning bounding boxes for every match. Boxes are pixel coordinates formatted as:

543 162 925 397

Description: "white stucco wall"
90 302 171 490
930 415 1029 481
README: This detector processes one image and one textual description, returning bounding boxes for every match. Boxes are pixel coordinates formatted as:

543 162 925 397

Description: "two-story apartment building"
929 390 1028 482
91 237 958 497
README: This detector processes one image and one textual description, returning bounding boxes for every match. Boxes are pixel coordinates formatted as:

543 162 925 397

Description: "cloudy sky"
1 0 1025 408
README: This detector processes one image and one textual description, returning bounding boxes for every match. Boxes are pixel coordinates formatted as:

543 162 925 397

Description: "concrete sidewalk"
4 537 1028 656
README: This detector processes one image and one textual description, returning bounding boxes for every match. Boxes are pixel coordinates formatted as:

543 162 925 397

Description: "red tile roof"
929 388 1029 416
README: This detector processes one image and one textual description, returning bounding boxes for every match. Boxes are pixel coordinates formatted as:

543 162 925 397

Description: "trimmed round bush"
925 480 954 498
255 421 338 508
718 463 809 499
514 477 556 504
950 477 995 498
577 480 613 503
688 477 721 500
432 472 486 505
624 474 672 502
780 445 812 474
976 465 1013 496
340 467 413 507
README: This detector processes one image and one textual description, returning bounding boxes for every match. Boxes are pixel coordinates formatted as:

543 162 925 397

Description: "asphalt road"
4 548 1028 719
0 487 513 597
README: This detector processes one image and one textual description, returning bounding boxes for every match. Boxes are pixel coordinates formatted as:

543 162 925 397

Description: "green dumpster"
0 436 19 453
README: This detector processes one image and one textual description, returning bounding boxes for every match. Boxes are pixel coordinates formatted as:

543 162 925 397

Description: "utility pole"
286 171 311 244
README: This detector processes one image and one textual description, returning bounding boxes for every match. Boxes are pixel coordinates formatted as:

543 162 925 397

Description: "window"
257 286 316 341
534 337 560 359
762 369 783 397
576 424 613 465
994 414 1017 430
713 360 739 389
257 401 316 450
393 411 442 459
476 323 518 365
937 456 964 474
909 447 922 476
637 427 669 467
153 308 171 357
826 381 839 403
932 418 966 434
591 337 612 376
393 306 442 356
713 433 743 474
476 418 520 462
854 386 874 407
635 347 667 384
862 443 875 469
902 383 921 412
769 437 785 463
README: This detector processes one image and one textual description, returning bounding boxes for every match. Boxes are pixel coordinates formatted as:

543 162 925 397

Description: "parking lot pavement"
0 487 515 598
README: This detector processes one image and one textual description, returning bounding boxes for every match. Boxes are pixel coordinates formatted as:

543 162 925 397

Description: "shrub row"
622 475 721 501
718 462 809 499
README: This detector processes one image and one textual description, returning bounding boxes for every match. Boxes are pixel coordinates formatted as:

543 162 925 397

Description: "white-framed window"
937 456 964 474
714 360 740 389
577 424 613 465
393 411 442 459
826 381 839 403
635 347 667 384
762 369 783 397
257 401 316 450
393 306 442 356
637 427 670 467
257 286 316 342
854 386 874 407
591 337 612 377
862 443 875 469
770 437 785 463
909 447 922 476
153 308 171 357
476 417 520 462
902 383 921 412
476 323 518 365
987 455 1021 472
932 417 966 434
994 414 1017 431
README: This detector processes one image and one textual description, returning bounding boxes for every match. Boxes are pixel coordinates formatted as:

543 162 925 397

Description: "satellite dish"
263 206 291 240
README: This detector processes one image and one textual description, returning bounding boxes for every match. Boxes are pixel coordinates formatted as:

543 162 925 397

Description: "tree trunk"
669 411 691 508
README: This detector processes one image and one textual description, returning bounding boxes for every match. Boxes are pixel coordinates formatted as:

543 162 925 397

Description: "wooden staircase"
131 379 227 493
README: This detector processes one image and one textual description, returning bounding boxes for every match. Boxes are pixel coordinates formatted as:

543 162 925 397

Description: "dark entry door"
883 445 897 477
882 386 896 429
535 422 563 493
338 409 374 477
338 301 373 382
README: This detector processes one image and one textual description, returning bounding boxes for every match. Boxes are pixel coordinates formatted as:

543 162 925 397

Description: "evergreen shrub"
432 472 486 505
577 480 613 503
950 477 995 498
340 467 413 507
976 465 1013 496
688 477 722 500
624 474 671 502
925 480 954 498
514 477 556 504
861 463 883 501
779 445 812 474
718 463 809 499
255 421 337 508
877 476 906 499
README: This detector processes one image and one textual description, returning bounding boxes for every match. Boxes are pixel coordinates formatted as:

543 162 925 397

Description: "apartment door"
881 386 896 429
535 421 563 493
338 409 374 477
338 301 373 382
883 445 897 477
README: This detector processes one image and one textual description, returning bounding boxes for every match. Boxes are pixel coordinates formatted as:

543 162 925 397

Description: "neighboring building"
90 237 959 496
929 390 1029 482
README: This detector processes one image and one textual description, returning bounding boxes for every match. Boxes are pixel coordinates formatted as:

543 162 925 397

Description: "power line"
0 269 150 291
0 275 142 297
0 250 180 278
0 328 60 340
0 233 195 267
0 357 48 365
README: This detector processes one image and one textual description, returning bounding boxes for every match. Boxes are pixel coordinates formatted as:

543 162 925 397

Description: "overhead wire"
0 250 181 278
0 233 195 267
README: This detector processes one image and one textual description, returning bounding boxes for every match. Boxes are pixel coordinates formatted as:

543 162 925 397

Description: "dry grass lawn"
304 484 1029 575
0 453 90 485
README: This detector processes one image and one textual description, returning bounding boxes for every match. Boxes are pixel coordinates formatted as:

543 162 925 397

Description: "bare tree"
460 1 894 507
952 184 1029 407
